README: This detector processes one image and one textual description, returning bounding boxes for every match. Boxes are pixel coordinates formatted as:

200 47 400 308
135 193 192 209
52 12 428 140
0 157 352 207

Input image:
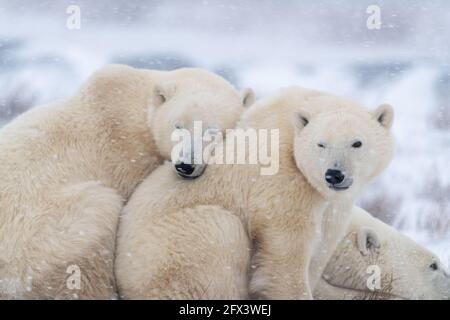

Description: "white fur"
314 207 450 300
0 64 248 299
115 86 394 299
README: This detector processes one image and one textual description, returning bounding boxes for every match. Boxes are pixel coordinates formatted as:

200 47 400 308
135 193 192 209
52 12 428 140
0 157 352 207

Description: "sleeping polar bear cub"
0 64 253 299
314 207 450 300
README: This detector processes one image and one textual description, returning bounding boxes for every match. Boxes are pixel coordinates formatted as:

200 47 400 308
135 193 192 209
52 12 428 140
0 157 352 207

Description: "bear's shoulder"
77 64 149 102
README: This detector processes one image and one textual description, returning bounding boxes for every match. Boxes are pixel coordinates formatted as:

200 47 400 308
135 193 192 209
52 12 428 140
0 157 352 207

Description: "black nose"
175 162 195 175
325 169 345 185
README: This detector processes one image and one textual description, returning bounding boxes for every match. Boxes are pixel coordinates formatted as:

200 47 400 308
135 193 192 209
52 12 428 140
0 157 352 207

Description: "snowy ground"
0 0 449 266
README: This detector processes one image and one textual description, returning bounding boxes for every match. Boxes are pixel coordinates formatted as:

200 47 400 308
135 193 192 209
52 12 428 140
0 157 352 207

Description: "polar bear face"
147 70 254 179
293 104 394 200
317 212 450 300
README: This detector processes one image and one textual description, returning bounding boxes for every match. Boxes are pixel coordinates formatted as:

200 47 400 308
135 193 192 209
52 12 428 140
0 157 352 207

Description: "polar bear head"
148 68 254 179
315 208 450 300
293 95 394 201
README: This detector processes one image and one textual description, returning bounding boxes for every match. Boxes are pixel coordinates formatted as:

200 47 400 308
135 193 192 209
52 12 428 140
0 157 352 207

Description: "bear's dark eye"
352 141 362 148
366 238 373 249
317 143 325 148
430 262 439 271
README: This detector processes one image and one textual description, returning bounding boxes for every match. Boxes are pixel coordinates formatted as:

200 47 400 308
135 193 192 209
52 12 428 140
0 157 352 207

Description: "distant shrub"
420 176 450 238
432 71 450 130
359 191 402 225
0 84 36 124
113 53 194 71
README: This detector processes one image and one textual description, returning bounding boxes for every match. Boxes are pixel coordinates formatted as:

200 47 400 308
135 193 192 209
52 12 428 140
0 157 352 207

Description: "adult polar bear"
115 86 395 299
0 64 253 299
314 207 450 300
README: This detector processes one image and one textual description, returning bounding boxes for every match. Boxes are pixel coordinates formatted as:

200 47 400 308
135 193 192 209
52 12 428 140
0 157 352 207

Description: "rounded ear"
293 109 311 134
151 83 177 108
241 87 256 108
357 227 381 256
373 104 394 129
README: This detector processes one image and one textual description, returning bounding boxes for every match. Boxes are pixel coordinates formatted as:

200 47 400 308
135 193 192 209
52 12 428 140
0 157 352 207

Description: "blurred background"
0 0 449 265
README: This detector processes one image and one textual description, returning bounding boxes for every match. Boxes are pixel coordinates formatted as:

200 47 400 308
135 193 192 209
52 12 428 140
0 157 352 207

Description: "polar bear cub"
314 207 450 300
115 87 395 299
0 64 253 299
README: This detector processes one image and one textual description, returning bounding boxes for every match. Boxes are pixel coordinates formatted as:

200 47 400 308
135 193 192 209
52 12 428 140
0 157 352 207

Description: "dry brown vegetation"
0 84 35 124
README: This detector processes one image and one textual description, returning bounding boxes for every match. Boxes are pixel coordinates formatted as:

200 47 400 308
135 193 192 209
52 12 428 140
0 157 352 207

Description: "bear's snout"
325 169 351 190
175 162 195 175
174 162 206 180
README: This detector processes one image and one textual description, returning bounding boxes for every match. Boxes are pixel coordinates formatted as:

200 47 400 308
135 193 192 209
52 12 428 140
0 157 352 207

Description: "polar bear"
115 86 395 299
0 64 253 299
314 207 450 300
